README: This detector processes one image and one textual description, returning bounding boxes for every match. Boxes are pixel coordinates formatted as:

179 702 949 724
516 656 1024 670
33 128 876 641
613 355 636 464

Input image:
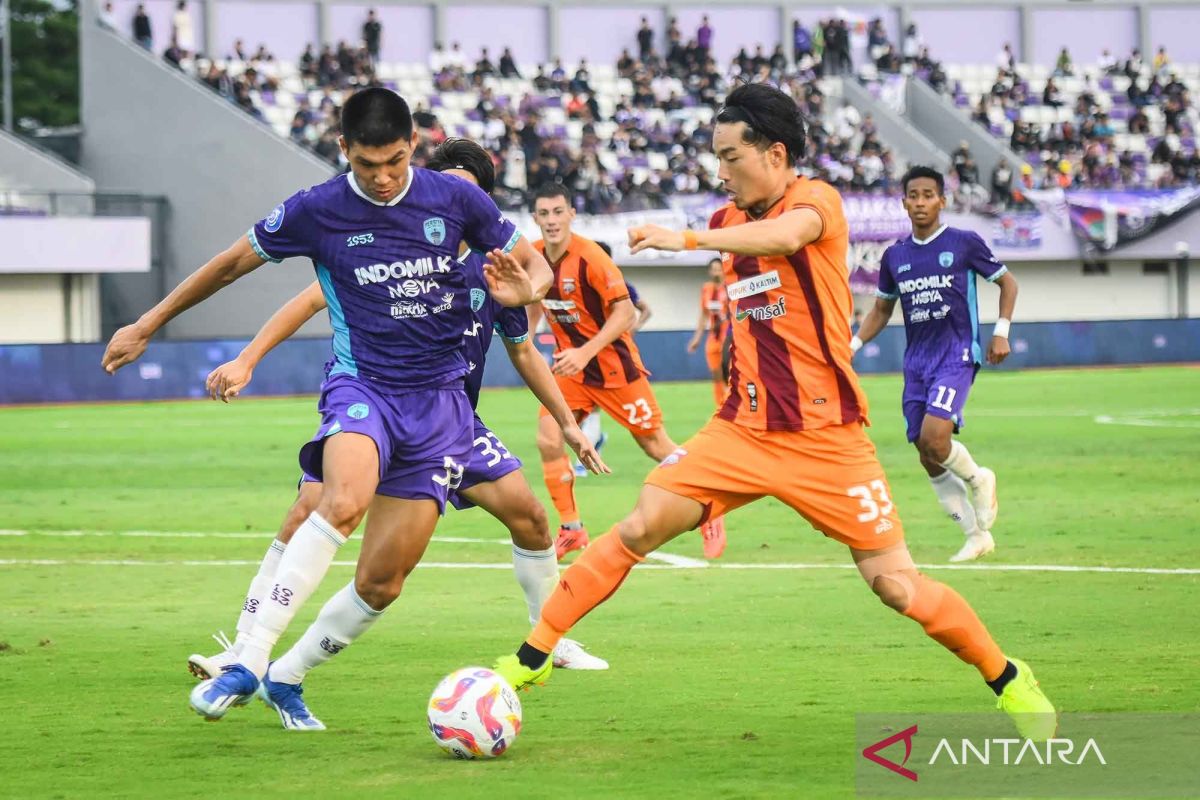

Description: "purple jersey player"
180 138 611 728
102 91 571 729
853 166 1019 564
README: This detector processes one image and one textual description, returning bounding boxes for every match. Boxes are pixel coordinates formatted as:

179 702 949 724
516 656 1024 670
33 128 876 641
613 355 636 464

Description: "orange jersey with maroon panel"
714 177 868 432
535 234 649 388
700 281 729 340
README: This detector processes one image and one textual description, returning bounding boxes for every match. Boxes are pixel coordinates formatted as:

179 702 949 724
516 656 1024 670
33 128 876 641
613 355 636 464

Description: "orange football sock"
903 576 1008 681
542 456 579 526
528 530 643 653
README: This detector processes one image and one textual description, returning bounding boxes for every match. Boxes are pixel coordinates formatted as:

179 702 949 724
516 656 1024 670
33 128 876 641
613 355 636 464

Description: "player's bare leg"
188 481 322 680
916 416 995 562
632 427 727 559
495 483 704 686
537 412 589 559
852 541 1055 739
260 495 440 729
190 432 376 720
461 472 608 670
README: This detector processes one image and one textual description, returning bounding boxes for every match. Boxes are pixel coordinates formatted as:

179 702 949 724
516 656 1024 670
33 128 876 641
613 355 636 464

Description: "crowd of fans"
103 2 1196 205
944 45 1198 193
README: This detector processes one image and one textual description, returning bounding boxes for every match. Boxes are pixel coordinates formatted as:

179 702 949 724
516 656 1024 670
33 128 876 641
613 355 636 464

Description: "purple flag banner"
992 212 1043 249
1066 186 1200 251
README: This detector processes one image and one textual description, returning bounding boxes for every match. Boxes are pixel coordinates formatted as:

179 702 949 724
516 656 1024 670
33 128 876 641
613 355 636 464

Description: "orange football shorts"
539 375 664 435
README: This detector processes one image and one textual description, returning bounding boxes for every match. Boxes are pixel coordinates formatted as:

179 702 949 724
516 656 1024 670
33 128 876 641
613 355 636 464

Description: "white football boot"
188 631 241 683
970 467 999 531
552 638 609 670
950 530 995 563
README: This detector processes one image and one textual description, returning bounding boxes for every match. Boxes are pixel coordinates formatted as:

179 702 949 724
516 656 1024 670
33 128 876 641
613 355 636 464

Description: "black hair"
900 165 945 195
340 88 413 148
426 137 495 194
533 183 572 206
715 82 806 163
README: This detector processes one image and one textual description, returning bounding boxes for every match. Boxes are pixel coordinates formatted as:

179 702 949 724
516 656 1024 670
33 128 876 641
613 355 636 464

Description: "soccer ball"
427 667 523 759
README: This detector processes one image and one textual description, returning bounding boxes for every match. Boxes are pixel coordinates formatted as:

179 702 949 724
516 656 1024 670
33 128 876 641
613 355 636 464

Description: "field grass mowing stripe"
1 558 1196 575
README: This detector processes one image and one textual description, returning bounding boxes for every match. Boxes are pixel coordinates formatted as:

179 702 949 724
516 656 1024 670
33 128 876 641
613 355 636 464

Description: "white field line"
0 557 1196 575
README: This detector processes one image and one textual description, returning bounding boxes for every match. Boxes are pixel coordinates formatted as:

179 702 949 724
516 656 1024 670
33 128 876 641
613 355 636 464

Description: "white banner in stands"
0 217 152 273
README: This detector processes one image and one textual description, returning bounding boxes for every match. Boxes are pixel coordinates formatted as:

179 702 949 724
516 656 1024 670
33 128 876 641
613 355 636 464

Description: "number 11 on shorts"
931 385 957 412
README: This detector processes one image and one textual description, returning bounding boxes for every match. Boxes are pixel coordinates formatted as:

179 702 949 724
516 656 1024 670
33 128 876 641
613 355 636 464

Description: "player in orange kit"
529 184 725 561
494 83 1056 742
686 256 731 407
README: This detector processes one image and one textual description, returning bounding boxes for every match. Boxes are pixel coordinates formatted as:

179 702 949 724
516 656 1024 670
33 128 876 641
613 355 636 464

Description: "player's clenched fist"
101 323 151 374
628 224 686 253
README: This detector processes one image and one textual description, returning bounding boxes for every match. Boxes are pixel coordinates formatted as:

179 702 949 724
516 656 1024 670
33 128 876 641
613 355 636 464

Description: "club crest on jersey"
561 277 576 294
347 403 370 420
423 217 446 245
470 288 487 312
939 251 954 268
264 204 285 233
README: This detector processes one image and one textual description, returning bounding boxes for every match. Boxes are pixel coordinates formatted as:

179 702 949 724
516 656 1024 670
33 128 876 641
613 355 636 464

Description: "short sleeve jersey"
459 249 529 408
534 234 649 388
249 169 520 391
876 225 1008 369
713 177 868 432
700 281 730 340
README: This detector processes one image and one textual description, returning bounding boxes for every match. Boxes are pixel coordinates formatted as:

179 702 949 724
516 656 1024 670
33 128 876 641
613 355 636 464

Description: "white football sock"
929 471 980 536
268 582 382 685
940 440 984 487
581 411 603 447
238 512 347 678
512 544 558 625
232 539 287 654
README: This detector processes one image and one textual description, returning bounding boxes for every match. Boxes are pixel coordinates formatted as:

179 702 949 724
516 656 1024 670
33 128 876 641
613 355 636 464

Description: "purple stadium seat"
465 109 482 121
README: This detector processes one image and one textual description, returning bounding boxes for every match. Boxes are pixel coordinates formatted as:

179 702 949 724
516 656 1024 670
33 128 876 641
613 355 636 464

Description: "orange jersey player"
528 184 726 561
493 83 1056 743
687 256 731 407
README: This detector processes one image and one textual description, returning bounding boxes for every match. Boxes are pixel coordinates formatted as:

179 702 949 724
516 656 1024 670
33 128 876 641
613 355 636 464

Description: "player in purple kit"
101 89 558 726
853 166 1019 563
185 140 610 723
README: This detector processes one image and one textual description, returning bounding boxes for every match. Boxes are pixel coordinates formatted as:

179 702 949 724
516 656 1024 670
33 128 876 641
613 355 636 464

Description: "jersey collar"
346 167 414 207
911 224 948 246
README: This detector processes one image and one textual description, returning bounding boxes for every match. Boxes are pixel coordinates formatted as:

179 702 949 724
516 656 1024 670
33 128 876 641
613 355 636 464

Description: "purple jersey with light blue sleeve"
876 225 1008 369
248 168 520 391
459 250 530 408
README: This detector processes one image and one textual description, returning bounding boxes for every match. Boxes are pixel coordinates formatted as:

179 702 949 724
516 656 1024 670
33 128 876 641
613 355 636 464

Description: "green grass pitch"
1 366 1198 798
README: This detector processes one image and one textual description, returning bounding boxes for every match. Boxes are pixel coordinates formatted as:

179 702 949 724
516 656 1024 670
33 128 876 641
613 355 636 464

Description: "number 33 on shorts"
847 479 897 535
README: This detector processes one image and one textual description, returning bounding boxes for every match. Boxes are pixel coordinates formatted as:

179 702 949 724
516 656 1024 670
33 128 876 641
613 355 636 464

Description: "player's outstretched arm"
551 298 636 377
503 337 609 475
851 296 897 355
687 301 708 353
987 271 1019 365
101 235 266 374
484 238 552 306
633 299 653 330
206 281 327 402
628 209 822 258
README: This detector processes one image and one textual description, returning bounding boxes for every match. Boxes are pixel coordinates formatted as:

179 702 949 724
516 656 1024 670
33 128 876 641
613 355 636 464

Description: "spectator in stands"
901 23 920 64
991 159 1014 208
637 16 654 60
474 48 497 80
793 20 812 63
868 18 889 62
499 47 521 78
697 15 713 56
132 4 152 50
99 1 116 30
570 59 592 94
875 44 901 75
1154 46 1171 77
363 10 382 63
1128 107 1150 135
1123 49 1144 79
996 43 1016 76
1043 78 1064 108
169 2 194 57
1054 47 1073 78
447 42 467 71
230 39 247 61
1099 49 1118 74
1127 77 1149 108
163 39 184 69
532 64 551 91
429 42 446 73
299 44 317 80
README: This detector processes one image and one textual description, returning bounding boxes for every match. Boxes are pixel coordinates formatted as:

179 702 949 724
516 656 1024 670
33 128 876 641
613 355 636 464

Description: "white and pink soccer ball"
427 667 523 759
